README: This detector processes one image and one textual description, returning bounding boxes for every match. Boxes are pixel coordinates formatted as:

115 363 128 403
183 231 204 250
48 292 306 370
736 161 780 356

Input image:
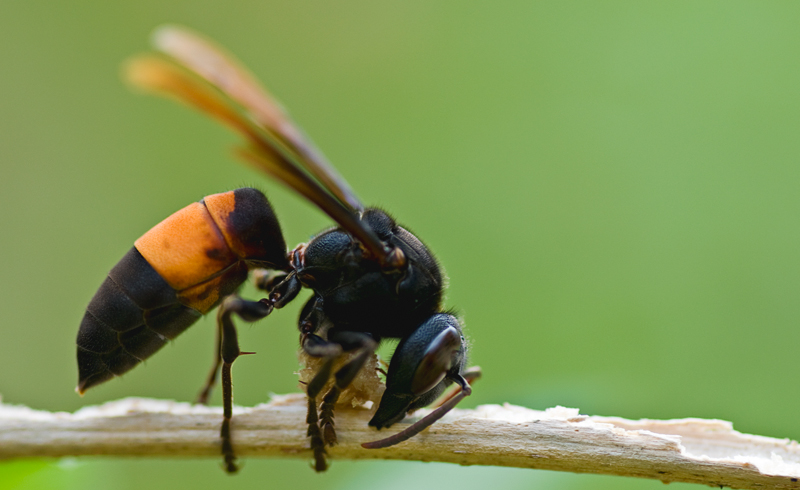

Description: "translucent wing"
124 54 391 265
152 25 365 212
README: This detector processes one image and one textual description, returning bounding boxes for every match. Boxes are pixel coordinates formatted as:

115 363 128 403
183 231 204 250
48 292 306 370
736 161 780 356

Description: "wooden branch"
2 394 800 489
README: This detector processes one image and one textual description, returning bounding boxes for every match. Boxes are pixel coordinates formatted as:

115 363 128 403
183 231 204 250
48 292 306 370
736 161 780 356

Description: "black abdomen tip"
76 247 203 393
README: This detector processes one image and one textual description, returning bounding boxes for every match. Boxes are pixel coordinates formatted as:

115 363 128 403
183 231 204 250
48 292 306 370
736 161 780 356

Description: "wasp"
75 26 479 473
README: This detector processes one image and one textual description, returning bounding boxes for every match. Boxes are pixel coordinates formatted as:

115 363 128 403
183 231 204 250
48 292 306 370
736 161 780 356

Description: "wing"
151 26 364 212
124 26 394 267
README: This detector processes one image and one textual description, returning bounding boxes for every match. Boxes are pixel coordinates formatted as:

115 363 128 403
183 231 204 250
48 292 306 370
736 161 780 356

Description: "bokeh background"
2 1 800 489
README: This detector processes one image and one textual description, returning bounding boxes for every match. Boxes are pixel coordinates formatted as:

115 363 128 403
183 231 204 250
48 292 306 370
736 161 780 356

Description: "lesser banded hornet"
76 26 480 472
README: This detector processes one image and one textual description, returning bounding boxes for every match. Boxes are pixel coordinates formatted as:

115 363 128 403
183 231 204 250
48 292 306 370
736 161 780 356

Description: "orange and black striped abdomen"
77 188 288 393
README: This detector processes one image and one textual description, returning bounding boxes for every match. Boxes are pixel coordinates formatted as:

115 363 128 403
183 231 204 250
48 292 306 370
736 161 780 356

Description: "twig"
1 394 799 489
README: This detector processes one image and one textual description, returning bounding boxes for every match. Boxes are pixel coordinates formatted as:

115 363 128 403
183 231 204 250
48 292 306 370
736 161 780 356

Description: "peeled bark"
2 394 800 489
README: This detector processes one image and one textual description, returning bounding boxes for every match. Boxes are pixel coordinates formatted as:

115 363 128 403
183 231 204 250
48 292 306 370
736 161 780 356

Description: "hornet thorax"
292 209 444 338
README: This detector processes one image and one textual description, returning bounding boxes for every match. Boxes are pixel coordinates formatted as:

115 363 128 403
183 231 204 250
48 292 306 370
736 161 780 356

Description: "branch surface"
2 394 799 489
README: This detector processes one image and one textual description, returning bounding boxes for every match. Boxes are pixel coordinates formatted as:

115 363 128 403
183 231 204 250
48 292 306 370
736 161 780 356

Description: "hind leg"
213 295 273 473
196 271 297 405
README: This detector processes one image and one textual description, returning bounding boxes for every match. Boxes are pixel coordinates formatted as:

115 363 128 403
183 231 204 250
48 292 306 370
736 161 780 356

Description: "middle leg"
318 331 378 446
301 329 377 471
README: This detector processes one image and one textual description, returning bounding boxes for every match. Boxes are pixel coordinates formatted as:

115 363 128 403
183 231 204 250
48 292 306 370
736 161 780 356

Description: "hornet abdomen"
76 188 288 393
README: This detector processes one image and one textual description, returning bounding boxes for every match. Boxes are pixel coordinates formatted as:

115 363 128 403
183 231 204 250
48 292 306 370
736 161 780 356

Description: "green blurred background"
2 1 800 489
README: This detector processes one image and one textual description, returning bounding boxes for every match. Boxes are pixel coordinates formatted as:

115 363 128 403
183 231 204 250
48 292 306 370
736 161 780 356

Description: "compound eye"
409 326 462 395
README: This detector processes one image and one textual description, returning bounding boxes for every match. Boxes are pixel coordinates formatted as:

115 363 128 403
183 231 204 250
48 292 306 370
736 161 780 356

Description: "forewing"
152 25 364 212
124 55 390 263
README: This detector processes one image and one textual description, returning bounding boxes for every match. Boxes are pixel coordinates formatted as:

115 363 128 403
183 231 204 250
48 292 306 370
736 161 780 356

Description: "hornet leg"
196 271 300 410
319 331 377 447
195 326 223 405
301 330 377 471
214 295 273 474
302 333 340 473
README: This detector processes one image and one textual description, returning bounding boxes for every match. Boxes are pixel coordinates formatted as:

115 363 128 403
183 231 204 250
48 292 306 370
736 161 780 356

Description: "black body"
288 209 467 425
76 189 469 431
92 27 476 473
